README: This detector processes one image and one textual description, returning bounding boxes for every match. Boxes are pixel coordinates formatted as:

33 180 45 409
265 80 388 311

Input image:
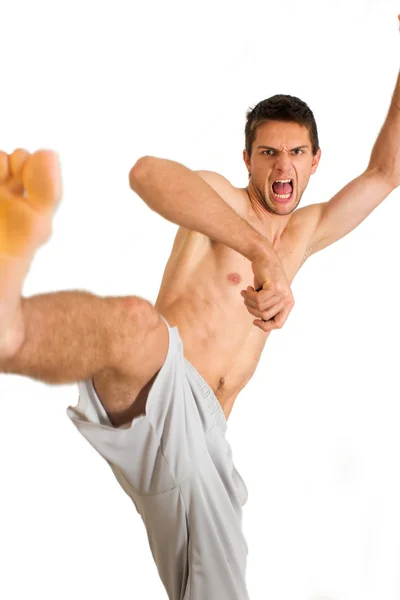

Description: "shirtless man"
1 63 399 600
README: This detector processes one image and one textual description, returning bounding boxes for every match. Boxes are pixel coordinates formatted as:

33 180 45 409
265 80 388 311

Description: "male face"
243 120 321 216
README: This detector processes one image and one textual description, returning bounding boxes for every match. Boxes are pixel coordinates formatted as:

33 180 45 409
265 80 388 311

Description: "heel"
0 305 25 360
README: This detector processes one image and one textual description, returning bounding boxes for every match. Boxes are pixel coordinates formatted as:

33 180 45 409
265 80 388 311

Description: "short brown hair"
245 94 320 157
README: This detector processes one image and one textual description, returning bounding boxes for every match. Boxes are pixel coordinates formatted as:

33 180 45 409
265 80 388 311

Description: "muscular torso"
154 194 313 419
94 186 317 426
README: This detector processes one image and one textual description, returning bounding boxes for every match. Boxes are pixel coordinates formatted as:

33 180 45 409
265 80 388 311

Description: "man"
0 44 399 600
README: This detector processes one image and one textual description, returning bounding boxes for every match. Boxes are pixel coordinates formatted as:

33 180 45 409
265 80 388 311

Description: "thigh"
92 299 169 427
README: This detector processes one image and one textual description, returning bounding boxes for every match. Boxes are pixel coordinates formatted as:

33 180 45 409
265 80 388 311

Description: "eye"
262 149 274 156
293 148 303 155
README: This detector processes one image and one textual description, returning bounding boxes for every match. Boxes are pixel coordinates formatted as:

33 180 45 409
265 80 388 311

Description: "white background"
0 1 399 599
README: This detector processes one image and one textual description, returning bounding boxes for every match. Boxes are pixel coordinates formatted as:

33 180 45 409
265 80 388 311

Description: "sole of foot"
0 148 62 356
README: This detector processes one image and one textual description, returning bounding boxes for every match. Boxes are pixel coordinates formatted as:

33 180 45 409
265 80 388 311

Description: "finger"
262 308 288 330
253 319 275 333
242 286 256 299
259 301 286 322
241 287 277 308
271 307 291 329
243 299 278 319
255 287 278 302
253 294 280 312
255 285 266 292
244 299 283 321
243 299 266 319
244 303 266 319
241 292 260 309
241 288 258 307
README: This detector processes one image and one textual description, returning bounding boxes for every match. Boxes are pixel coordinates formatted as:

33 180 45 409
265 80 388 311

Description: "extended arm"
306 66 400 256
129 157 280 264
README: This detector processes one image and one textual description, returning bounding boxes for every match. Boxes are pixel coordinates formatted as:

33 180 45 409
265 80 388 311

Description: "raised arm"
369 68 400 185
305 60 400 256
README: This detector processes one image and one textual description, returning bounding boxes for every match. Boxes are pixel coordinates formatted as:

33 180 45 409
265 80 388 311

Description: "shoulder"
290 203 324 230
286 203 326 256
195 170 249 218
290 202 325 232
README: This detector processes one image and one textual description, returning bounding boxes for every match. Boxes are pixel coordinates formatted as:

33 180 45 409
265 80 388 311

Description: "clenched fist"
241 256 294 333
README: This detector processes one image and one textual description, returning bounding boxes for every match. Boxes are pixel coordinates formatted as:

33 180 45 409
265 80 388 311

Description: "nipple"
227 272 241 285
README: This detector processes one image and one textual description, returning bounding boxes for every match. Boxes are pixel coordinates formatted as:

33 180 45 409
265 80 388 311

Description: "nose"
274 151 293 173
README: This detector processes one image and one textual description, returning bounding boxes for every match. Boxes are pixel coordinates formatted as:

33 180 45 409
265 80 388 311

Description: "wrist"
244 237 280 264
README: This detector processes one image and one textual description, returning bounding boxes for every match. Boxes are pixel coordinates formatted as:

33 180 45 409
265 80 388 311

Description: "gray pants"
68 316 250 600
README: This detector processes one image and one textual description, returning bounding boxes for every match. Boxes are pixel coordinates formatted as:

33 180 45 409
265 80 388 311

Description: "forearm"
0 291 137 384
368 69 400 183
129 157 280 263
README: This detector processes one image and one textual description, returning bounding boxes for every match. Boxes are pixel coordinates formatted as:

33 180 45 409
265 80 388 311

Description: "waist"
160 303 267 411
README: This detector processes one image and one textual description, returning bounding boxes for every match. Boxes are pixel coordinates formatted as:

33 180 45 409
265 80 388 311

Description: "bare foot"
0 149 61 355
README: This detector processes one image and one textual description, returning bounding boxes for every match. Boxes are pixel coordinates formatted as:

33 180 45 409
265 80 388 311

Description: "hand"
241 256 294 333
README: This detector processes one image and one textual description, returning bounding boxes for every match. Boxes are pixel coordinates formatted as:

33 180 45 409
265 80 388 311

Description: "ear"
311 148 322 175
243 149 251 175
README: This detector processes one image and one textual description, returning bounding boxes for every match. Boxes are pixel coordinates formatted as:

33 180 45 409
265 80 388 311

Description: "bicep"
308 169 395 256
195 170 248 219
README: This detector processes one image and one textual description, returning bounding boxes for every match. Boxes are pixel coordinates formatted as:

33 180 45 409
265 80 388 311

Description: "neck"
245 181 292 247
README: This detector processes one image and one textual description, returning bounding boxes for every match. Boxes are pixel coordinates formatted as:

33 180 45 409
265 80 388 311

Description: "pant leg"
67 317 250 600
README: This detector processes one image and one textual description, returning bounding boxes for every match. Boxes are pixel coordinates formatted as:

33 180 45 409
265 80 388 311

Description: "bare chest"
95 216 313 426
157 212 310 307
156 217 311 403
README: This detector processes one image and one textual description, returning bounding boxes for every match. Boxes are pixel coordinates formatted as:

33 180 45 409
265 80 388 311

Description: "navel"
215 377 225 397
227 272 241 285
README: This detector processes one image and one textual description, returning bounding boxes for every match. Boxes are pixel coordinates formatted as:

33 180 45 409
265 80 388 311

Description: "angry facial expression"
243 120 321 216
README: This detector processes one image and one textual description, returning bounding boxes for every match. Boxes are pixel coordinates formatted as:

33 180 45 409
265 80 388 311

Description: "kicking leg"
0 148 60 354
0 149 168 421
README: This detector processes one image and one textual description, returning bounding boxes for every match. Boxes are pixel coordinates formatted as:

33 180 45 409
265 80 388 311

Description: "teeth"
274 179 292 183
274 192 292 199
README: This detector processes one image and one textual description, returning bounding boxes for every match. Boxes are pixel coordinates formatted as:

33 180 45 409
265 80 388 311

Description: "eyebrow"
257 145 309 152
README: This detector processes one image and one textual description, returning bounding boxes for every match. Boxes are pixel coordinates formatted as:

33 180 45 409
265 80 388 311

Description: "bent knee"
111 296 168 377
120 295 160 330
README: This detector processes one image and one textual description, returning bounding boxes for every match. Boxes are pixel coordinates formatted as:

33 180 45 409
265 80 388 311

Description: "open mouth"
271 179 294 203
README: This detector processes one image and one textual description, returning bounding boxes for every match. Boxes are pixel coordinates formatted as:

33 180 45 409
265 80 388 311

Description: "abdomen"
155 234 267 401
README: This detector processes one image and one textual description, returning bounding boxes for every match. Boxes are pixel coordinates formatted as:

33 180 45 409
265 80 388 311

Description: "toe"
10 149 30 179
0 152 10 183
22 150 62 213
